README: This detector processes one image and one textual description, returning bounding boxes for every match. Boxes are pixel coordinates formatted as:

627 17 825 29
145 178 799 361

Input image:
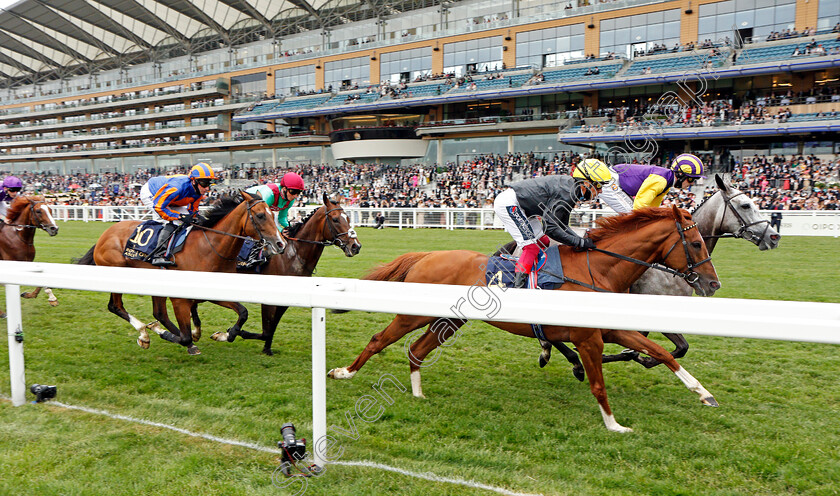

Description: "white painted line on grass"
1 396 544 496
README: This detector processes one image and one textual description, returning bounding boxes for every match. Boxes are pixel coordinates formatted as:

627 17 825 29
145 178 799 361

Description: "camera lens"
281 423 297 446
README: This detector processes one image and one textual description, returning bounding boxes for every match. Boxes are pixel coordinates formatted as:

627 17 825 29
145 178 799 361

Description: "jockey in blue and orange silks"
139 162 216 266
599 153 706 213
493 159 611 289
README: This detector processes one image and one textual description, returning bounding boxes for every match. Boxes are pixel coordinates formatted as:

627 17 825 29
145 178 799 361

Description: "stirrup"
513 272 529 289
150 257 176 267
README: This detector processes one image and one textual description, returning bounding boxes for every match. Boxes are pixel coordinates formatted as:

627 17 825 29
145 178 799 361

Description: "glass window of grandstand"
441 136 508 164
443 37 503 77
381 48 432 84
516 24 585 68
275 65 317 96
276 146 327 167
325 57 371 91
233 149 274 175
125 156 155 173
515 93 583 118
698 0 795 46
600 11 681 59
817 0 840 31
231 72 267 100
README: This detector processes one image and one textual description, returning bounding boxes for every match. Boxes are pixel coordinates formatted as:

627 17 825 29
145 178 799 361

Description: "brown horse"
328 206 721 432
198 193 362 355
75 191 283 355
0 195 60 318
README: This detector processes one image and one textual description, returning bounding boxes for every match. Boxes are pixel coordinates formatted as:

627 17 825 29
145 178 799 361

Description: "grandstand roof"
0 0 415 87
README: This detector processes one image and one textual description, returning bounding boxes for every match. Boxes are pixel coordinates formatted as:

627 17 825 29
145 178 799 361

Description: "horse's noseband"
661 220 711 284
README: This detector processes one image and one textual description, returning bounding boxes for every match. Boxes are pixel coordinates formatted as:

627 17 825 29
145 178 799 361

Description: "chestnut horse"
191 193 362 355
329 206 721 432
0 196 60 318
75 191 284 355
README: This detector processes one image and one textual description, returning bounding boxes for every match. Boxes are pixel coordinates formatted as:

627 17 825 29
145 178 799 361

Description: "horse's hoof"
539 356 549 368
137 338 150 349
191 327 201 342
608 425 634 433
262 348 274 356
572 365 585 382
701 395 719 407
187 345 201 355
328 368 355 379
48 301 59 307
211 332 228 342
20 292 33 299
0 312 6 319
638 356 661 369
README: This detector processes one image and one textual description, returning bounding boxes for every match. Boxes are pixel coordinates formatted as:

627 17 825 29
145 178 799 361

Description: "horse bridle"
285 206 357 249
699 190 772 246
4 200 53 233
191 198 275 260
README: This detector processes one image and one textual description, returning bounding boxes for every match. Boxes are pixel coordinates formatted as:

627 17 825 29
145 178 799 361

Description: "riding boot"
150 222 178 267
513 271 529 289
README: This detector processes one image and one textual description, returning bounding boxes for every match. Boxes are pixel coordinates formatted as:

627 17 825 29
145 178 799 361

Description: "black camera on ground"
279 423 307 462
30 384 57 403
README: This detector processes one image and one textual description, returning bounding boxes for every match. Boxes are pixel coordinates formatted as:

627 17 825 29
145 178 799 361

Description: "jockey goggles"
5 187 21 192
194 178 212 188
285 188 302 196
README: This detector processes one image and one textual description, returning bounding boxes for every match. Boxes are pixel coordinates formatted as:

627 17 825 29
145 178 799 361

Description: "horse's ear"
323 192 332 205
240 189 253 201
714 173 729 192
671 204 684 222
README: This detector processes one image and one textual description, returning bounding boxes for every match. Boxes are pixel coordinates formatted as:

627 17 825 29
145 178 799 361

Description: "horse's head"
662 205 721 296
713 174 780 250
322 192 361 257
240 190 286 256
9 196 59 236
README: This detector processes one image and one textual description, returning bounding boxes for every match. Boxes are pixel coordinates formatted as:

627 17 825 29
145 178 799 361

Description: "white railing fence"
45 205 840 235
3 261 840 467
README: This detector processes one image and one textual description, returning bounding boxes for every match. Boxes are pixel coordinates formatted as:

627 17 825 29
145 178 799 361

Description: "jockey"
245 172 304 234
599 154 706 213
0 176 23 223
139 163 216 266
493 159 610 289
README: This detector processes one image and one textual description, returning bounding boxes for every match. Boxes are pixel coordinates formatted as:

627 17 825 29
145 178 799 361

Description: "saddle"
485 246 565 290
123 221 191 262
236 238 270 272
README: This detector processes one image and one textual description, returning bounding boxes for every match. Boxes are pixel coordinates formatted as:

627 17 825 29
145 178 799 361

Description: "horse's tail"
363 252 432 282
72 244 97 265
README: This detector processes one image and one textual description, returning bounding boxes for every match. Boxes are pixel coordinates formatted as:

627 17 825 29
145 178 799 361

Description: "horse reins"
559 219 710 291
284 206 357 249
190 198 272 261
3 200 53 245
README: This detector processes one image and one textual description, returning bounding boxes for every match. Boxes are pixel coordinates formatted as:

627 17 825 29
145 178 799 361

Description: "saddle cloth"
485 245 565 290
236 238 270 271
123 221 190 262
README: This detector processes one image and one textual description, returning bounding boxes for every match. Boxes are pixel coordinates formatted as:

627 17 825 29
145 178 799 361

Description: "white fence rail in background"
3 261 840 467
45 205 840 235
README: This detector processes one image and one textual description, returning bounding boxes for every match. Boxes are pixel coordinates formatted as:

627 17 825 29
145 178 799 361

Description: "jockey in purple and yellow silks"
0 176 23 223
245 172 304 233
139 162 216 266
599 154 705 213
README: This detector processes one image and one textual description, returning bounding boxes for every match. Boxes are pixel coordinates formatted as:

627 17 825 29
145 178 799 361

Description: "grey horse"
495 174 781 378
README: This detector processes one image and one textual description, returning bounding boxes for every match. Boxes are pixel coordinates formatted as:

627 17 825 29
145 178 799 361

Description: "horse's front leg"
329 314 436 380
107 293 152 349
148 296 185 347
171 297 200 355
21 287 41 300
603 329 717 407
404 317 467 398
571 327 632 433
205 301 248 343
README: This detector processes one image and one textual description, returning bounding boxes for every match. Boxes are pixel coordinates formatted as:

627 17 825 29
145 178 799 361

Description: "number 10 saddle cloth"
123 221 191 262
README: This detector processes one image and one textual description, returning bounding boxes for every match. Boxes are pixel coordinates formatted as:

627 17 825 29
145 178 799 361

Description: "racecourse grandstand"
0 0 838 210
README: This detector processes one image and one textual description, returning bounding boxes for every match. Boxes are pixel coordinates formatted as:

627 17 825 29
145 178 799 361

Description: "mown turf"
1 223 838 496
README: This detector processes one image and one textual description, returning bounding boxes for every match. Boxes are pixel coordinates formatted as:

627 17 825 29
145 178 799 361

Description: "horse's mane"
197 194 241 227
6 195 44 222
286 206 322 237
588 207 683 242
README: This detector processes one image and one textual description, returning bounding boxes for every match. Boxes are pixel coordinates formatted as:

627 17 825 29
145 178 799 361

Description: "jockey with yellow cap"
139 162 216 266
599 154 705 213
494 158 610 289
245 171 305 234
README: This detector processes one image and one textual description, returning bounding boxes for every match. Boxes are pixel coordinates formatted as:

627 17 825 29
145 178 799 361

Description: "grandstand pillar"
584 21 599 57
437 139 443 165
795 0 819 32
508 135 514 153
679 0 698 46
583 92 599 112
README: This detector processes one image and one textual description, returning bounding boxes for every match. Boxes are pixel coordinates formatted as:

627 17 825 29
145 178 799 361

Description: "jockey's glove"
572 237 596 251
179 213 195 224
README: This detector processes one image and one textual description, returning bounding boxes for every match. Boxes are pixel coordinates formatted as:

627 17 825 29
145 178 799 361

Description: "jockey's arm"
276 207 290 228
633 175 670 210
153 186 181 221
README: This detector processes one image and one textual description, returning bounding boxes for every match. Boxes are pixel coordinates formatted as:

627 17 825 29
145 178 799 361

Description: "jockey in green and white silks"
245 172 305 230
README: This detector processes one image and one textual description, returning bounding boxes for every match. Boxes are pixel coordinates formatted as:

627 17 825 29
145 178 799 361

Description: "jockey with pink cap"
245 172 305 231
